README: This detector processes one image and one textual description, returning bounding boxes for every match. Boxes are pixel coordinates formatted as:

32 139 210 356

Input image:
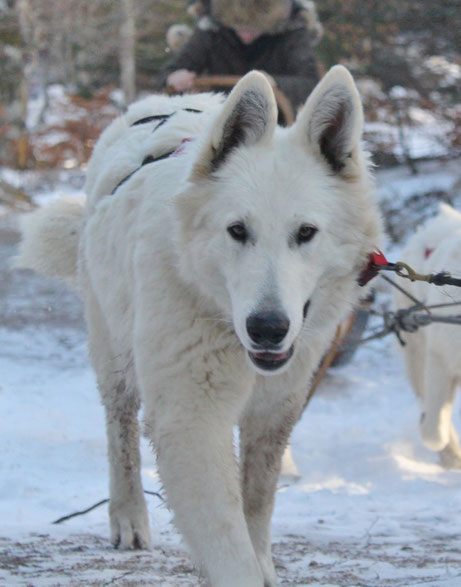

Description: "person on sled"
156 0 323 116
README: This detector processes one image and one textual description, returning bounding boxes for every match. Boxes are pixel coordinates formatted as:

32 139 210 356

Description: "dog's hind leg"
86 293 150 550
419 351 456 453
103 380 150 550
239 381 305 587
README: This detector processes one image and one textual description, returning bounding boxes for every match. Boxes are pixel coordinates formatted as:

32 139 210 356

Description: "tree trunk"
120 0 136 105
16 0 33 168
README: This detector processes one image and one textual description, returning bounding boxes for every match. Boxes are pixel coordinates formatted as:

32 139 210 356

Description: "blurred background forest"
0 0 460 207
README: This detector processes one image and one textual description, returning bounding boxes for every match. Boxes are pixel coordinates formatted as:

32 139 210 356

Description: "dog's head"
175 67 382 375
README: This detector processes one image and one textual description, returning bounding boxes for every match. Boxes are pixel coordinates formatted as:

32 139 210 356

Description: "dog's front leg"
103 386 151 550
142 365 264 587
240 371 309 587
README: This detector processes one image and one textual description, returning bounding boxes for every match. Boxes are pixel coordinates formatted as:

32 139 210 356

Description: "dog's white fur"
15 67 382 586
393 204 461 468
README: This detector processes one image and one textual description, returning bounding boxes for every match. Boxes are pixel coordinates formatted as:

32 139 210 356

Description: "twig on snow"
52 490 163 524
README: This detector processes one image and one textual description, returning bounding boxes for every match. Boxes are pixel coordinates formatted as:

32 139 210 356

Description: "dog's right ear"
190 71 277 181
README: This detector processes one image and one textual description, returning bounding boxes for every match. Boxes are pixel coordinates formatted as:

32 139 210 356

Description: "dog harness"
358 249 391 286
111 109 201 195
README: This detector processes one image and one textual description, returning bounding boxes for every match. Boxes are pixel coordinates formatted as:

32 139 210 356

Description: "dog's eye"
296 224 318 244
227 222 248 243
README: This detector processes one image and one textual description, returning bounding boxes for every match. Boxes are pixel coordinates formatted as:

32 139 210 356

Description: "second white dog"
393 204 461 468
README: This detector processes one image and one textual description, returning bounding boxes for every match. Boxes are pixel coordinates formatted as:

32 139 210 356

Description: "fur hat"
210 0 292 34
187 1 208 18
296 0 323 45
166 24 194 51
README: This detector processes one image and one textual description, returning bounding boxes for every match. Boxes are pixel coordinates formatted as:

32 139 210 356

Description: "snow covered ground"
1 161 461 586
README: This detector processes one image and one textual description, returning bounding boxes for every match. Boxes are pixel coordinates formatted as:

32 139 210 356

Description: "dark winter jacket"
155 6 320 113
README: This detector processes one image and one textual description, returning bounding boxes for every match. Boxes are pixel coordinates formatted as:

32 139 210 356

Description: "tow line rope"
358 249 461 288
358 295 461 347
356 249 461 346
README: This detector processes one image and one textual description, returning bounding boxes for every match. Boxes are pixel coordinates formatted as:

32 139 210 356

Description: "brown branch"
52 490 163 524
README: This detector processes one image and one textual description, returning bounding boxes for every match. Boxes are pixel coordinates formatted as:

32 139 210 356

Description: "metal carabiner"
395 262 430 283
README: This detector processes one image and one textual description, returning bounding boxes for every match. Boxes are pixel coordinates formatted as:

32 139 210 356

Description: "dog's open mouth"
248 345 294 372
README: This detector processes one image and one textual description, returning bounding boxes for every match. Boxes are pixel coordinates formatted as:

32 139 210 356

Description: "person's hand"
167 69 197 92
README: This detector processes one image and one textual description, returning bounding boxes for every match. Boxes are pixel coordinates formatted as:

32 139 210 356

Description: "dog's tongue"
252 350 289 361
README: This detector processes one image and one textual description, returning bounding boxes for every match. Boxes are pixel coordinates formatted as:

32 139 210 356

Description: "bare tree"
16 0 38 167
119 0 136 105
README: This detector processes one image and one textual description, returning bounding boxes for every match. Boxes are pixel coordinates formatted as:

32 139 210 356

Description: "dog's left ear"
190 71 277 180
295 65 364 175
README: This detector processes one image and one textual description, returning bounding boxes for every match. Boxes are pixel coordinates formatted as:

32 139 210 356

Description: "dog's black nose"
246 311 290 346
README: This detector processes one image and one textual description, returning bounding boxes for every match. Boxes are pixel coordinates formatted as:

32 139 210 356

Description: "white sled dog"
393 204 461 469
16 67 382 586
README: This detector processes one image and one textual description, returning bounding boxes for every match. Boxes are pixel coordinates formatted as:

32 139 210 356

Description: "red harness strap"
358 249 392 286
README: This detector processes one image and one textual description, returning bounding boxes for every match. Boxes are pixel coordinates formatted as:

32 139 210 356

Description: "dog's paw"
109 501 151 550
419 411 450 452
258 554 278 587
439 446 461 470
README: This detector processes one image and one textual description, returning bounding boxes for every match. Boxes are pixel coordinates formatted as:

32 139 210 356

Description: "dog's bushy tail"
14 197 85 289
